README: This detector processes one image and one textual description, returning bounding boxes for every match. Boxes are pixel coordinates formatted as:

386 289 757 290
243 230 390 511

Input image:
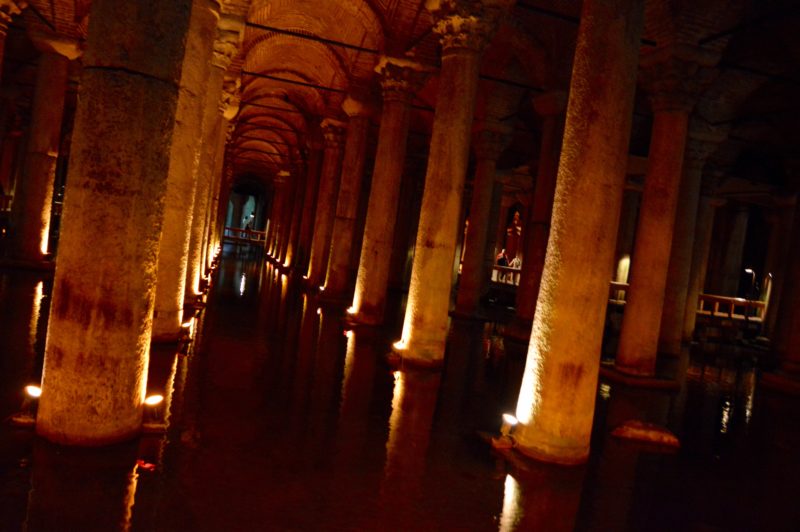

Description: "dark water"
1 254 799 531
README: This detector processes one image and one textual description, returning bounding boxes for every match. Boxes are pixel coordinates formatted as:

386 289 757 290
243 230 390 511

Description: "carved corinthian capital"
639 44 720 113
426 0 513 55
375 56 435 103
212 14 244 70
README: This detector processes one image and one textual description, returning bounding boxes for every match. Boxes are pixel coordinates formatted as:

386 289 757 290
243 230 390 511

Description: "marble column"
323 96 372 298
229 193 245 230
513 0 645 464
454 122 509 315
36 0 193 445
277 167 298 264
349 57 429 325
395 0 509 363
306 119 346 286
10 35 80 262
658 124 726 355
617 45 717 376
0 1 26 82
296 140 323 271
683 190 724 340
285 160 307 268
763 196 796 337
511 91 566 329
268 171 289 257
185 15 242 299
205 93 237 272
151 0 218 342
773 200 800 373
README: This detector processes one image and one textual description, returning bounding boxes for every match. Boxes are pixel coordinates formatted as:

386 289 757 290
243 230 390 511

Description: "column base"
151 331 181 345
509 435 589 466
388 342 445 370
342 312 383 329
317 290 351 307
599 364 680 390
36 423 142 447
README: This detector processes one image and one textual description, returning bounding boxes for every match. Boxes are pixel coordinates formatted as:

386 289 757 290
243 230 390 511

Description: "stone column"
718 204 749 296
229 193 245 230
205 90 237 271
773 200 800 373
511 91 566 330
394 0 509 363
10 35 80 262
306 118 345 286
268 171 289 257
683 190 724 340
454 122 509 315
296 140 323 271
0 1 26 82
763 196 797 337
513 0 646 464
323 96 372 299
349 57 429 324
184 14 242 299
284 160 307 268
617 45 717 376
658 124 726 355
151 1 218 342
277 168 298 264
36 0 193 445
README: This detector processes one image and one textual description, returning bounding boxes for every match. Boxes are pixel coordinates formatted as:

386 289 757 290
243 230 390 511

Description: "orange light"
25 385 42 398
144 394 164 406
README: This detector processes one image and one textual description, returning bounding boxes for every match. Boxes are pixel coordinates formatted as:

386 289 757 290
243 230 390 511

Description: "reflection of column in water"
379 370 440 528
305 311 347 454
286 298 320 439
24 439 139 531
498 465 585 532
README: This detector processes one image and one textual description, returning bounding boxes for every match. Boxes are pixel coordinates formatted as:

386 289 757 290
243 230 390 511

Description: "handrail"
491 265 521 286
696 293 765 322
223 226 267 244
0 194 11 212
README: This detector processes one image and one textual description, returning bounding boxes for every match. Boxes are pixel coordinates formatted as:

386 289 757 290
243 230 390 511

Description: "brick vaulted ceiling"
9 0 800 195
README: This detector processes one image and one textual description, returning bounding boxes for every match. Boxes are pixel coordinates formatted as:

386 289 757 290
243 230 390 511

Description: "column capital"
473 121 510 161
639 44 719 113
273 169 291 185
320 118 347 149
375 56 435 103
28 30 82 60
219 75 240 119
212 14 244 70
532 90 567 117
426 0 512 56
0 0 25 32
342 94 376 119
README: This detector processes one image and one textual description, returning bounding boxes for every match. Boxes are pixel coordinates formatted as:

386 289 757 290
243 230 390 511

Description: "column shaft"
513 0 645 464
36 0 192 445
683 194 719 339
616 110 689 375
152 1 217 341
455 126 506 315
296 145 323 271
10 52 69 261
773 201 800 371
306 121 345 285
717 206 749 295
325 112 370 297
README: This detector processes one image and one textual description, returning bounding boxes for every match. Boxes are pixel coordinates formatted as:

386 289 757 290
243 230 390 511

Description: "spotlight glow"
392 340 407 351
25 385 42 398
144 395 164 406
318 285 325 292
346 306 357 315
344 329 353 338
502 413 518 426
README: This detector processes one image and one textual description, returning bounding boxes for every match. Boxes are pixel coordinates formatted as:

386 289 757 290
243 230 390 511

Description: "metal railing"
696 293 766 322
491 265 521 286
223 226 267 245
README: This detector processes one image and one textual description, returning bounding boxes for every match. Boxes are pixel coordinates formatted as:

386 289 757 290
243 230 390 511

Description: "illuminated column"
683 190 724 340
285 160 307 268
349 57 429 324
36 0 193 445
395 0 509 363
268 172 289 256
0 1 26 82
277 168 297 264
513 0 645 464
773 199 800 374
511 91 566 330
323 96 372 298
616 46 717 377
296 140 323 271
658 125 725 355
151 1 218 342
306 118 345 286
10 35 80 262
454 122 509 315
185 15 242 299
